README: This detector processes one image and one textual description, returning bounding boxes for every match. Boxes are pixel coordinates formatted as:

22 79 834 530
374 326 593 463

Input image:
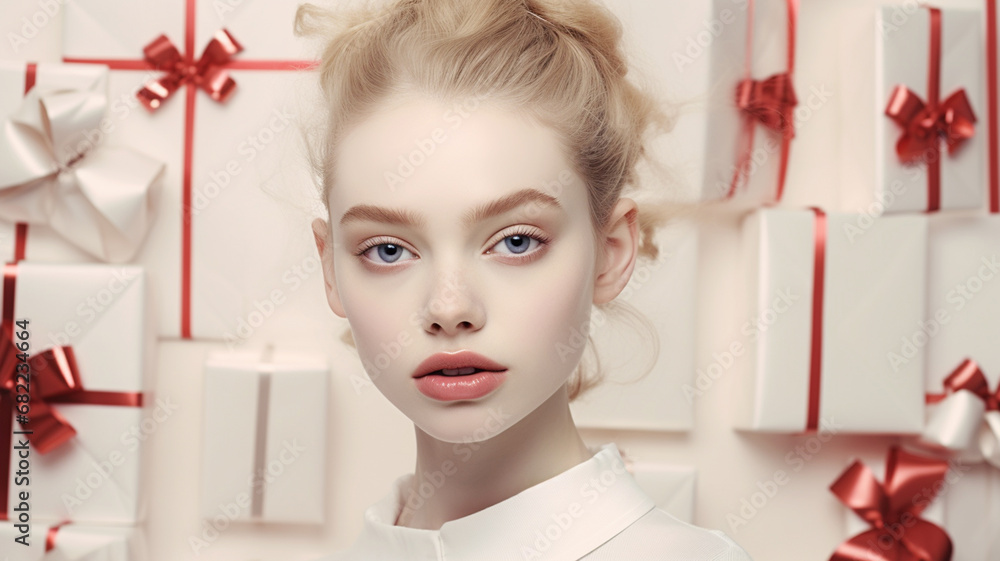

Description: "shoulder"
585 507 754 561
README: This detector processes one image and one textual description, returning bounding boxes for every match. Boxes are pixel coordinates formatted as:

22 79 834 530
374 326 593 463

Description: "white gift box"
0 521 145 561
569 221 696 431
914 216 1000 461
925 216 1000 390
0 1 63 62
626 460 696 523
201 349 328 524
1 262 151 524
840 5 985 214
735 208 927 433
701 0 799 206
597 1 804 206
842 455 1000 561
0 61 163 264
62 0 321 340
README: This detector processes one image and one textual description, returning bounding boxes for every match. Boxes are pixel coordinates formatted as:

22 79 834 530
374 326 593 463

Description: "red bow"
885 86 976 165
736 73 798 136
927 358 999 411
829 447 953 561
137 29 244 111
0 342 142 454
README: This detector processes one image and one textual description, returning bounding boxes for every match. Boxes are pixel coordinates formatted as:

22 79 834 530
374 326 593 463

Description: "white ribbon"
0 74 163 262
920 390 1000 470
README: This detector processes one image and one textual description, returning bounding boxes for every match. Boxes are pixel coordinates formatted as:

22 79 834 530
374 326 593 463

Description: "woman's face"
315 94 607 444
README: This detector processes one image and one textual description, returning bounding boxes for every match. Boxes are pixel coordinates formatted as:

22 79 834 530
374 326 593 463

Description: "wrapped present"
0 61 163 263
701 0 800 206
624 457 696 523
61 0 321 340
600 1 810 205
841 5 985 214
201 349 328 524
838 448 1000 561
735 208 927 433
0 520 146 560
569 221 696 431
0 262 151 524
916 215 1000 465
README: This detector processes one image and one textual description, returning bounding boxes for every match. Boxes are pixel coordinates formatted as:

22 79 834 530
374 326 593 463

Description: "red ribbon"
63 0 316 339
0 264 143 519
726 0 799 202
829 447 953 561
925 358 999 411
988 0 998 213
45 520 70 552
805 207 826 432
884 7 977 212
136 30 243 111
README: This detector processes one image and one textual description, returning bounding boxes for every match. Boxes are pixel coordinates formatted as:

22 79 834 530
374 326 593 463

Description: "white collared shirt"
319 443 753 560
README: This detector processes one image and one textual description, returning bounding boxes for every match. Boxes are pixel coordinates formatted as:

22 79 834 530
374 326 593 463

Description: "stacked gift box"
0 0 334 558
726 2 1000 560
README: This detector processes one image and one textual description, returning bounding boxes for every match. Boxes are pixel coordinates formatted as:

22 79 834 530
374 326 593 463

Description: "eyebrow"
338 188 562 228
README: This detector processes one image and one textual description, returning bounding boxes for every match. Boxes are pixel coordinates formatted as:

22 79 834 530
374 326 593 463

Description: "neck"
395 385 592 530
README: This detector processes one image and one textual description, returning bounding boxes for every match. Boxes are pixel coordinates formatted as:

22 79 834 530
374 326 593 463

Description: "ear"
593 197 639 305
312 217 347 318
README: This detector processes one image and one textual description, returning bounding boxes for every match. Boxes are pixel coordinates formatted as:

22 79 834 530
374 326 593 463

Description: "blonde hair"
296 0 683 401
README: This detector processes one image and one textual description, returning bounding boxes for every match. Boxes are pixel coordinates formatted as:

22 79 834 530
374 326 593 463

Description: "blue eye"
375 244 406 263
357 241 415 265
497 234 534 255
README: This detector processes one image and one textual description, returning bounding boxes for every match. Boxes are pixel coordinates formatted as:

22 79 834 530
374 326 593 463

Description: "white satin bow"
0 68 163 262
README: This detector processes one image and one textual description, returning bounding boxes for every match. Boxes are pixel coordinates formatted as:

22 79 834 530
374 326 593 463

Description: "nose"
420 269 485 336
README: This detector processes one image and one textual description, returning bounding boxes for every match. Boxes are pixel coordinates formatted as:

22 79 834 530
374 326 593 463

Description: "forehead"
328 94 587 219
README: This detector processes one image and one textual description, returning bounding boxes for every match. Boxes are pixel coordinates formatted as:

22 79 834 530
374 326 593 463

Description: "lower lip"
414 370 507 401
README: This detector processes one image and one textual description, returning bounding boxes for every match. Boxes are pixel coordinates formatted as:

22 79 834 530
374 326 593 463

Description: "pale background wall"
0 0 988 560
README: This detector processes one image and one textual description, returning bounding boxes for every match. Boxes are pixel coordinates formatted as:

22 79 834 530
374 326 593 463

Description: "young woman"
301 0 752 558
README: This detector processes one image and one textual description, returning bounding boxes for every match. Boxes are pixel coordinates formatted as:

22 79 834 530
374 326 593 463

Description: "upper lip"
412 350 508 378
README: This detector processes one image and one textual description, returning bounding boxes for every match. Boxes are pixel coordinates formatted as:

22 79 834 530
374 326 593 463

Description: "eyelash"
354 226 552 265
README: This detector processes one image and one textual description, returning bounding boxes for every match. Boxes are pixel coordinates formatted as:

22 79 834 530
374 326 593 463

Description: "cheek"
335 259 415 370
495 241 595 375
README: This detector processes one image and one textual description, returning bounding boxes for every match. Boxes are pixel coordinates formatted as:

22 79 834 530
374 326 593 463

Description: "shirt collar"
349 442 656 561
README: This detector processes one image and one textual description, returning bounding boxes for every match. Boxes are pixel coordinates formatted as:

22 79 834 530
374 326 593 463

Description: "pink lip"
411 350 507 378
414 371 507 401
